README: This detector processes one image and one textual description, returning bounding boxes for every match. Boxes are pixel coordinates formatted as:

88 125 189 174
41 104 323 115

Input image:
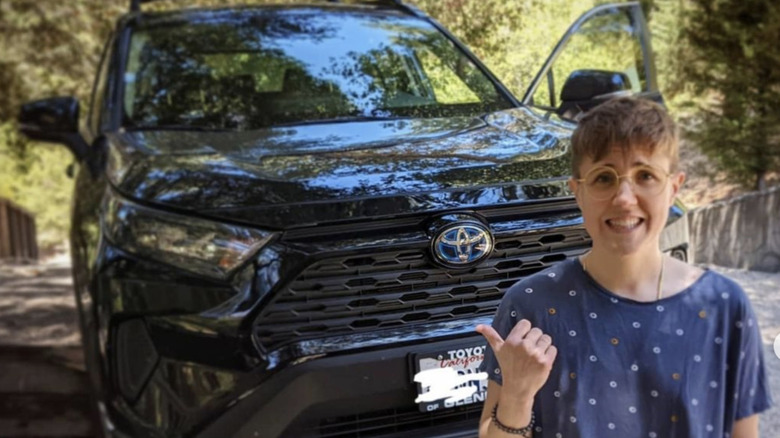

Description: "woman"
477 98 772 437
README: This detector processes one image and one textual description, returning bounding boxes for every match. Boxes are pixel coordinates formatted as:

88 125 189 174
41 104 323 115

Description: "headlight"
103 191 275 279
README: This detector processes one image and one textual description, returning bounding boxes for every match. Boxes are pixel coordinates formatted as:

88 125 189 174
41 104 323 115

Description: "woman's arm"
732 415 759 438
476 320 557 438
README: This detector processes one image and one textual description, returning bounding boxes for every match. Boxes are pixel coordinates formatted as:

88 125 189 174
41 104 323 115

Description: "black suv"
18 1 689 437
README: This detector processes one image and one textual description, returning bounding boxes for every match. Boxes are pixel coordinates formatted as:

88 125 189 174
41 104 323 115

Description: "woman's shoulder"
664 257 707 298
665 258 731 290
684 263 745 295
668 259 753 310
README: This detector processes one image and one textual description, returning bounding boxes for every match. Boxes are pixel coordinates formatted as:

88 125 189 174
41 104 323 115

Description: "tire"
670 247 687 262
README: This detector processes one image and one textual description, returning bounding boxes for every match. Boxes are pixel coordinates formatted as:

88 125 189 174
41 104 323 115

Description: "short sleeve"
480 284 521 386
730 295 773 419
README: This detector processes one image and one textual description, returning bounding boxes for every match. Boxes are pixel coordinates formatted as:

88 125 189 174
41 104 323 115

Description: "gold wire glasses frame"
575 164 672 200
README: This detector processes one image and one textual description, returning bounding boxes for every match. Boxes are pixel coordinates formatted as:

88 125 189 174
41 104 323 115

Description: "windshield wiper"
124 124 231 132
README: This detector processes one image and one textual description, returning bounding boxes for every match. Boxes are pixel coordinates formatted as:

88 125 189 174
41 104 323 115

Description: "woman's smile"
605 216 644 233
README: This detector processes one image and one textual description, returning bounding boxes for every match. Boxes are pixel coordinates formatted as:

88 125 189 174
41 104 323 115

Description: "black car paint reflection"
109 108 575 229
124 8 511 131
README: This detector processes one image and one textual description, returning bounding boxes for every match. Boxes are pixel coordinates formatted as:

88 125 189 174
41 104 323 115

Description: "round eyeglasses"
576 165 671 200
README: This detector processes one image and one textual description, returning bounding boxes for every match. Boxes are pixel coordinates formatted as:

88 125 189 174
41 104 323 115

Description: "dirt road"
0 257 96 437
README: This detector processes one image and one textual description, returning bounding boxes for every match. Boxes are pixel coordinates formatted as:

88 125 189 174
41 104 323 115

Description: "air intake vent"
116 318 158 402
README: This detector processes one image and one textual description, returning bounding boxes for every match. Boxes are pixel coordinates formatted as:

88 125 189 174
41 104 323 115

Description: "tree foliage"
663 0 780 190
0 0 126 249
411 0 597 99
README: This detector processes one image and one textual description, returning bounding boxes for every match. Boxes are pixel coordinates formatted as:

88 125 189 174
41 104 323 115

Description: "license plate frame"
412 342 488 412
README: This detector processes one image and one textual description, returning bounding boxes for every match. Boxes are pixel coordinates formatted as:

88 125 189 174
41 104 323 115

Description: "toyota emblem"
431 223 493 268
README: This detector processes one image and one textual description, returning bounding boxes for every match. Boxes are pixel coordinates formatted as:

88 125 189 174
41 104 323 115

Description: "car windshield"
122 8 514 131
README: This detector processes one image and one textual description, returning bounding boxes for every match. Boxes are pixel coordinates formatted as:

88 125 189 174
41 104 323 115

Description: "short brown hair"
570 97 679 177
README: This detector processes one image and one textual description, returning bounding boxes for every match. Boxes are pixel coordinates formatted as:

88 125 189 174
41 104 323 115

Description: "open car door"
522 2 662 121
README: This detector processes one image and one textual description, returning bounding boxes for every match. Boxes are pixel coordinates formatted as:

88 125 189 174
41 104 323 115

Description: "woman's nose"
612 178 638 205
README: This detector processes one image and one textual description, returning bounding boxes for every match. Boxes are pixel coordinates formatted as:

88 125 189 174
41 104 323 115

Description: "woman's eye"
594 173 616 184
637 171 657 181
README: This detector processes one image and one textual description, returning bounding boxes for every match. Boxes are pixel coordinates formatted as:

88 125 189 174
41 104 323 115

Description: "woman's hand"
476 319 557 401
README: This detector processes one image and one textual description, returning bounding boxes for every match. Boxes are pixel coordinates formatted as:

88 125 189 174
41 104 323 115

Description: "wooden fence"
0 198 38 261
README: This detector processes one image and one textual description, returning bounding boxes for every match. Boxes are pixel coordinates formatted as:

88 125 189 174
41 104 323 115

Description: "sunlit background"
1 0 778 255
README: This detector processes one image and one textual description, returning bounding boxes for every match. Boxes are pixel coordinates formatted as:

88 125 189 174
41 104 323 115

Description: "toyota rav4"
18 1 689 437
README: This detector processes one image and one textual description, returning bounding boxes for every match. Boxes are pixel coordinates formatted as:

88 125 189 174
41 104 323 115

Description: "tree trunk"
755 169 767 192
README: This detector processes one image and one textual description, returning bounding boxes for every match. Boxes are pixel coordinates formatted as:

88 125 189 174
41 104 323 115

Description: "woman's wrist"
498 389 535 410
495 394 534 430
491 403 534 436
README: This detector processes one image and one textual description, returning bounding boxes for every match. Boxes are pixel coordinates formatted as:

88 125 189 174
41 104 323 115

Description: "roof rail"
129 0 424 16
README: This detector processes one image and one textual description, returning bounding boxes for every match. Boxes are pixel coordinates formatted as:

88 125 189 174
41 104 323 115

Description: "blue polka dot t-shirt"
481 258 773 437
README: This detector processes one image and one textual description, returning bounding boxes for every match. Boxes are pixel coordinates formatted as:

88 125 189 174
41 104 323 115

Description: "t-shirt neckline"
572 257 711 306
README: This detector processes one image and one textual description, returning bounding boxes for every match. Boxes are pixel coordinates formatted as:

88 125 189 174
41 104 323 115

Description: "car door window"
88 35 114 134
523 4 658 122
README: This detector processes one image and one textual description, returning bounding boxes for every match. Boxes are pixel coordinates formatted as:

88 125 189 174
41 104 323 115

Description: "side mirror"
557 69 632 119
18 97 89 160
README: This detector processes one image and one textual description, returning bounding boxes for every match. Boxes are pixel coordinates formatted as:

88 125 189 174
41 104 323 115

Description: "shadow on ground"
0 260 97 437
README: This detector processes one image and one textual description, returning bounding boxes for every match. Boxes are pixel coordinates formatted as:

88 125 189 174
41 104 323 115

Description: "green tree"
668 0 780 190
0 0 127 250
411 0 598 100
0 0 276 250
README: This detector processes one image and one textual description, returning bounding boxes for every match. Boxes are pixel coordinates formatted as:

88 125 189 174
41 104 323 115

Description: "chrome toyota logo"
432 223 493 268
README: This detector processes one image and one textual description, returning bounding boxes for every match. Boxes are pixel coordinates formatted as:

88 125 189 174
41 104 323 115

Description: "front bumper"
101 321 489 438
201 333 488 438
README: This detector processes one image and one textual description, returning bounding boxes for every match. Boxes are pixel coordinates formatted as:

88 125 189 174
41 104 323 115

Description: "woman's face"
569 146 685 257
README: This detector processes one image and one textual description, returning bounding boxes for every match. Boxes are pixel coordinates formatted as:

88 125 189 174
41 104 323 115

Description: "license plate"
412 343 489 412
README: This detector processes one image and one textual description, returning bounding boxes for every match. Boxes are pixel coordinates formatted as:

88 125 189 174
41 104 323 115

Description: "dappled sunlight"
0 263 81 346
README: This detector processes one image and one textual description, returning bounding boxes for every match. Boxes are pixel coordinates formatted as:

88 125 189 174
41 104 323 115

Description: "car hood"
107 108 576 229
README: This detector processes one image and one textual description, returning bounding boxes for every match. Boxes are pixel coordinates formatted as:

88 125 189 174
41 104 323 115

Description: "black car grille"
253 228 590 351
285 404 483 438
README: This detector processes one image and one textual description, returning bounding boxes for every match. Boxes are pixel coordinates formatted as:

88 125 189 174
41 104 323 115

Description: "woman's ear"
568 177 582 207
669 171 686 204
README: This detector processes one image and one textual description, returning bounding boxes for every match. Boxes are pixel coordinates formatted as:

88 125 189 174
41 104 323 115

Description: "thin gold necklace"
582 253 665 300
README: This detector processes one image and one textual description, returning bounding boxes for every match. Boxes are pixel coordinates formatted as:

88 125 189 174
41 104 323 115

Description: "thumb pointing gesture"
476 324 504 352
475 319 557 400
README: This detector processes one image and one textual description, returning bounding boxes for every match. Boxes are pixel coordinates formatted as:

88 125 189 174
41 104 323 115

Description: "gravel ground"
0 259 778 436
0 254 80 347
0 255 94 437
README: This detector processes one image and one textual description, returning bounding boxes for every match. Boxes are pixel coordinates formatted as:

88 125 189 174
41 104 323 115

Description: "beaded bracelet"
490 404 535 435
